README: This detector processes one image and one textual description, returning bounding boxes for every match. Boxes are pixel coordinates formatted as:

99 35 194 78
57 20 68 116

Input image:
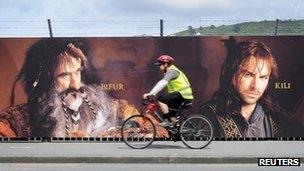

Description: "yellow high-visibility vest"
166 65 193 100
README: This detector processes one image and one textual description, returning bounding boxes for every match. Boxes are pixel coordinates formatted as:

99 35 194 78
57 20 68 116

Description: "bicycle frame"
144 101 180 134
144 102 164 122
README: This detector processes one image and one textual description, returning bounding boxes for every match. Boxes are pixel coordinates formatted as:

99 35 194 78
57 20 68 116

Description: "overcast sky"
0 0 303 37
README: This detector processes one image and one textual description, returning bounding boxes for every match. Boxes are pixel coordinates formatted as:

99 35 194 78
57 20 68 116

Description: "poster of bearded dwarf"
0 38 167 138
47 84 129 137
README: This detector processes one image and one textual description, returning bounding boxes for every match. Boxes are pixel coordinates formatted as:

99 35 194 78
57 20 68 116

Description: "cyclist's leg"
168 92 187 121
158 92 184 125
157 94 172 118
157 101 170 119
156 94 175 127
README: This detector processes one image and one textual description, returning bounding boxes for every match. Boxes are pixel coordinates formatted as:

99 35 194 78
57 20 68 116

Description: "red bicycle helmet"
155 55 174 66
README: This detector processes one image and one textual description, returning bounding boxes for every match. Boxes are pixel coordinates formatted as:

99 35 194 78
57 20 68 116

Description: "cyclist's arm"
149 79 168 96
149 69 179 96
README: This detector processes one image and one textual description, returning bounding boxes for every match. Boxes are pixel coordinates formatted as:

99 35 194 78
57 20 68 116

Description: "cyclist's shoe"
170 117 181 127
158 119 173 127
172 133 180 142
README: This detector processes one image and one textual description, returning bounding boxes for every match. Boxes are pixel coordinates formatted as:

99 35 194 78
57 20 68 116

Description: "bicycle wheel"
121 115 156 149
180 115 213 149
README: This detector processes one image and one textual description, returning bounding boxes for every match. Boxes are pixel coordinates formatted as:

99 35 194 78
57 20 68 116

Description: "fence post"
274 17 279 35
47 19 53 37
160 18 163 37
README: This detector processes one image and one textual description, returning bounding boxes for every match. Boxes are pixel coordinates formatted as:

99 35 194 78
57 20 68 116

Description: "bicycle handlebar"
142 95 155 105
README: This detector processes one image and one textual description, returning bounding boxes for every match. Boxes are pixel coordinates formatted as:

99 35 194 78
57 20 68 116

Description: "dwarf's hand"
0 122 16 137
69 130 88 137
67 43 87 61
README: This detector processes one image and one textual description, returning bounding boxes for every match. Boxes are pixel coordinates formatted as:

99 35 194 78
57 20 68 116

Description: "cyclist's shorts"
157 92 191 109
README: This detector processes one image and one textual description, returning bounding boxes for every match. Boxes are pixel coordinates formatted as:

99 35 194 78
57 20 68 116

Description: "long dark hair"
211 40 281 116
15 38 101 137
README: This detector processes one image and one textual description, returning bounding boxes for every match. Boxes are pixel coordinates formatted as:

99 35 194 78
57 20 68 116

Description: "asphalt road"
0 163 303 171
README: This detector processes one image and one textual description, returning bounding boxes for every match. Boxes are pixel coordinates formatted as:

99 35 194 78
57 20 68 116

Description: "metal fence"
0 18 303 37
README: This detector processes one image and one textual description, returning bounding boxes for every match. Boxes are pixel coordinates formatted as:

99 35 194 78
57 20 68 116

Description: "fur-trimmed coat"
0 86 168 138
201 102 304 138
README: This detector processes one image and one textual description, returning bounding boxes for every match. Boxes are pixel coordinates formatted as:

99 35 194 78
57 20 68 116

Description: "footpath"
0 141 303 164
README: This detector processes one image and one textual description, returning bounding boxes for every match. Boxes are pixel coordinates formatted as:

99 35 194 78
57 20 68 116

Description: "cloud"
0 0 303 36
1 0 303 20
154 0 233 10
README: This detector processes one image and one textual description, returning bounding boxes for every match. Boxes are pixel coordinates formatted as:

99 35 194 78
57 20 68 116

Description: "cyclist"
143 55 194 127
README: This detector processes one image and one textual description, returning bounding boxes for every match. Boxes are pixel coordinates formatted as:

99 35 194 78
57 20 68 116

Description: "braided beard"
40 85 119 137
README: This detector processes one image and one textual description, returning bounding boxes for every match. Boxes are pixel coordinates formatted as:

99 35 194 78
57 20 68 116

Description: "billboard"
0 36 303 138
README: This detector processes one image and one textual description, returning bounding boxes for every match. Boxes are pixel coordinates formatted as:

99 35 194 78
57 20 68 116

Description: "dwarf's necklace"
61 93 98 135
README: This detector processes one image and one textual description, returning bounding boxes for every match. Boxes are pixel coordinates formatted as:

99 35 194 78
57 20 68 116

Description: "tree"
188 25 196 36
232 24 241 33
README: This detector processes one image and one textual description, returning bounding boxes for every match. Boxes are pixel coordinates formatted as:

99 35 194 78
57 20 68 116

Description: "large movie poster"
0 36 303 138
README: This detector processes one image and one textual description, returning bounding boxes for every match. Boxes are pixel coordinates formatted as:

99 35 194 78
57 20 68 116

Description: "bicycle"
121 96 214 149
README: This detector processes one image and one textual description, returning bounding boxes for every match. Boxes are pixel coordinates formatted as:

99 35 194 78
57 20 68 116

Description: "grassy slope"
175 19 304 36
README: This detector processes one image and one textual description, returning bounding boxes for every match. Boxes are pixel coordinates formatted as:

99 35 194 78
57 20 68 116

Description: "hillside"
175 19 304 36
